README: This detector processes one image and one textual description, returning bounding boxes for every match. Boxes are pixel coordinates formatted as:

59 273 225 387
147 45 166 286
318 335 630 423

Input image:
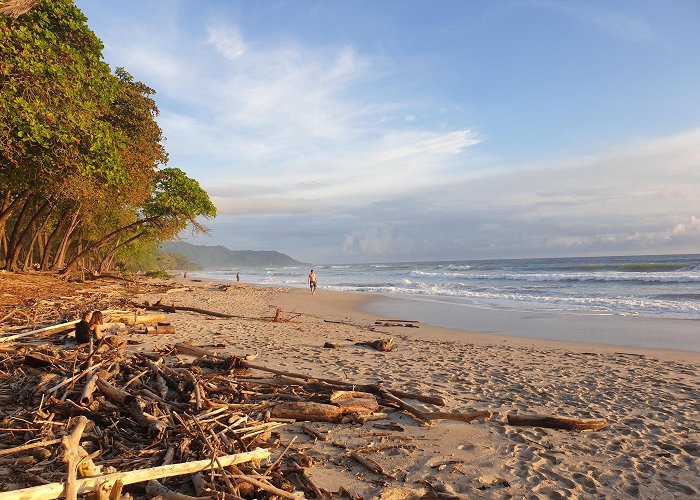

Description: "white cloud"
206 25 247 60
341 225 408 256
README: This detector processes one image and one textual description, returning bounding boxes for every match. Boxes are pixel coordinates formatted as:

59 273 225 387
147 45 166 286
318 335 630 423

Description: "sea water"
192 254 700 320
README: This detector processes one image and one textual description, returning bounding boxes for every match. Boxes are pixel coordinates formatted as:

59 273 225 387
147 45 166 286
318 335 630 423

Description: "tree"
1 0 120 269
1 1 216 273
60 168 216 273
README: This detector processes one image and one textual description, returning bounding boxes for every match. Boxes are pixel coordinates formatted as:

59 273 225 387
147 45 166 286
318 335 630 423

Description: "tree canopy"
0 0 216 273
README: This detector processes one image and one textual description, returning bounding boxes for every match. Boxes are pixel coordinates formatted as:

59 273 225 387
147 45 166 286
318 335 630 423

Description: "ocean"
192 254 700 320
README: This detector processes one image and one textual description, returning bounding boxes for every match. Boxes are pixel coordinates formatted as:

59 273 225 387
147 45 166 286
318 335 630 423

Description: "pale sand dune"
133 281 700 498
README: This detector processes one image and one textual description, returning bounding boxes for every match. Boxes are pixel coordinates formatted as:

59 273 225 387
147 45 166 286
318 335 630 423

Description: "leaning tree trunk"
60 216 159 274
39 211 67 270
97 231 147 273
22 202 55 271
50 210 80 271
6 198 52 271
0 188 33 235
3 192 35 270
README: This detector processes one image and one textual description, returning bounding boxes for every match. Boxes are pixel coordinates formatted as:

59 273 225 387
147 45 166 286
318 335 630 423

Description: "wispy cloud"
107 20 483 214
206 25 247 60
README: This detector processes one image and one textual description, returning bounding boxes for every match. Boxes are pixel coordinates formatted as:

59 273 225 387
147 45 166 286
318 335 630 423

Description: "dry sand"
132 279 700 499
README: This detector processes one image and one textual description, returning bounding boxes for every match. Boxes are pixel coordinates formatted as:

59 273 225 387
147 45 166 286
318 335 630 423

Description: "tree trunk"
51 210 80 270
98 231 146 273
0 188 33 232
60 216 159 274
3 191 34 269
6 197 52 271
22 202 56 271
39 210 68 270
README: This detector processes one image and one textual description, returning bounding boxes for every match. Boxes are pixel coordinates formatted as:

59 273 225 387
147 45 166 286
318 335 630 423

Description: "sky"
74 0 700 264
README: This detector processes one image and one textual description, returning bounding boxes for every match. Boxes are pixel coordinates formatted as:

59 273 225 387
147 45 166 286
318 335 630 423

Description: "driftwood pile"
0 275 181 335
0 329 493 499
0 339 293 499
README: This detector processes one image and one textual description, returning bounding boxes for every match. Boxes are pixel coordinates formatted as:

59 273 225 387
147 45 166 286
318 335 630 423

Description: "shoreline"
199 277 700 363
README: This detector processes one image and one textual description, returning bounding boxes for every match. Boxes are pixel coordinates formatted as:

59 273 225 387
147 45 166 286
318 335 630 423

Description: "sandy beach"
128 278 700 498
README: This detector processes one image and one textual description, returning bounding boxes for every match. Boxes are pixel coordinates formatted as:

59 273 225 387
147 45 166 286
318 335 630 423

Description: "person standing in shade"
308 269 317 295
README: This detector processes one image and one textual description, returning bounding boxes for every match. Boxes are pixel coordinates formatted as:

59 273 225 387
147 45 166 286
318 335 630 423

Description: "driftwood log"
0 319 79 343
106 312 166 326
137 302 236 319
507 414 608 431
355 338 394 351
0 448 271 500
143 324 176 335
95 377 168 437
272 402 343 422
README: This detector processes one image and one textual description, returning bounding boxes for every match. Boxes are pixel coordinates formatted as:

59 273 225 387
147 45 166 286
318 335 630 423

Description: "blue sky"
74 0 700 263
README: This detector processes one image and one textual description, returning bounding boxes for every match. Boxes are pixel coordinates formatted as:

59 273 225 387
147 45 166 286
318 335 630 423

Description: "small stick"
0 438 62 457
348 451 396 480
264 436 297 476
48 361 104 394
300 424 329 442
146 479 203 500
230 475 304 500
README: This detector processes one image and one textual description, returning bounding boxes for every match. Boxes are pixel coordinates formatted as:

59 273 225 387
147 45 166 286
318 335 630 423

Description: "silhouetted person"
75 310 92 344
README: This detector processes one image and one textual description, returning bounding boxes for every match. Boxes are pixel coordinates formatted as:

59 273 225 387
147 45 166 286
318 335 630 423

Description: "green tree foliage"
0 0 216 273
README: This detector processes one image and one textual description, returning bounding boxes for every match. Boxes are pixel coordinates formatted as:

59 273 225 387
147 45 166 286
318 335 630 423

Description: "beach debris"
136 299 238 319
374 319 420 328
107 311 166 326
142 324 176 335
301 424 330 441
0 319 80 344
506 413 608 431
0 334 489 497
323 341 341 348
349 451 398 480
356 338 394 351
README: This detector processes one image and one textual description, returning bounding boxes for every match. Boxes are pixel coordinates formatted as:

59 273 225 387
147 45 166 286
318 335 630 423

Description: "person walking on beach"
236 272 240 282
308 269 317 295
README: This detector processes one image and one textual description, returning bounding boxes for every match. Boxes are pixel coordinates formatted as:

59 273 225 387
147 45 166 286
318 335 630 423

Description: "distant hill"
162 241 302 268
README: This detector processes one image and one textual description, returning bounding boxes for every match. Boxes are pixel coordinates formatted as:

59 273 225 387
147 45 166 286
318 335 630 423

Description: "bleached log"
507 414 607 431
0 448 270 500
0 309 128 343
107 312 166 326
80 374 100 406
62 416 90 500
0 319 79 343
330 391 379 414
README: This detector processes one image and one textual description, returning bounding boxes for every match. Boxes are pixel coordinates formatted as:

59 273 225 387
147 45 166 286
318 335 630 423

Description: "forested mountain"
0 1 216 273
162 242 302 268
